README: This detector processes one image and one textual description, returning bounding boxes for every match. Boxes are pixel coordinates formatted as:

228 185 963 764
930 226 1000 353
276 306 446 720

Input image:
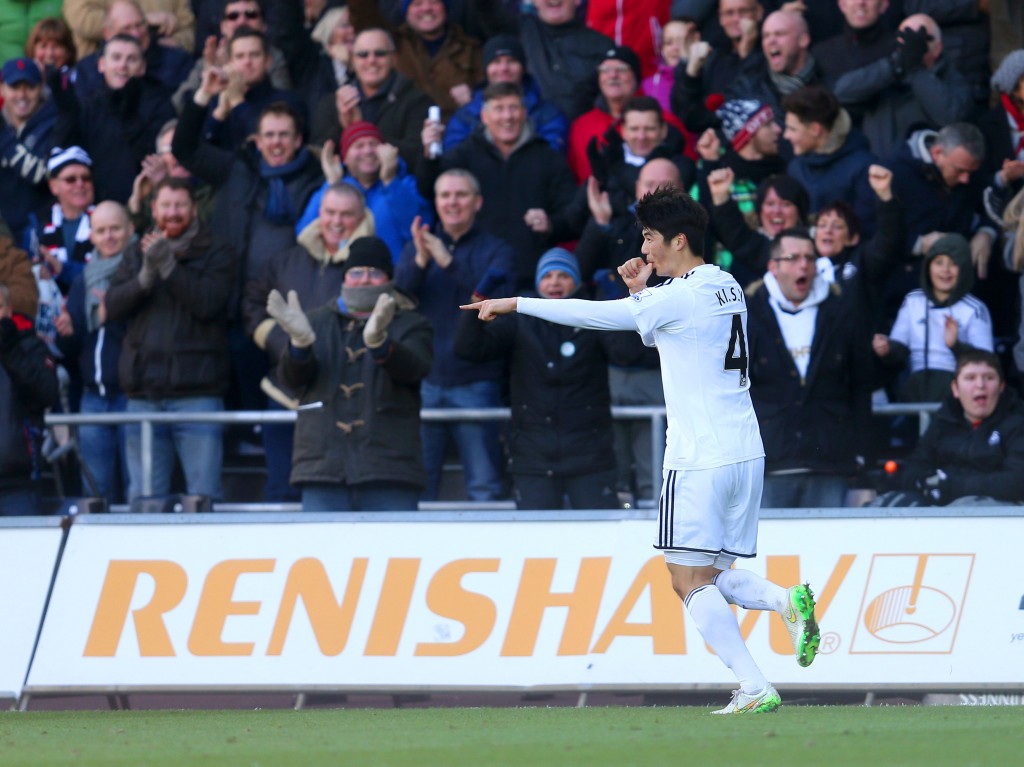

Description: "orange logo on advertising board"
850 554 974 654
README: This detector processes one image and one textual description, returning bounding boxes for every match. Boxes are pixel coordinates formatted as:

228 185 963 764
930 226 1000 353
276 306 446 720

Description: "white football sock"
685 583 768 694
714 568 789 613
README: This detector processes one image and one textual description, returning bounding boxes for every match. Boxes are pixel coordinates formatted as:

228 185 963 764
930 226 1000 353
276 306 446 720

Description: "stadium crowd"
1 0 1024 513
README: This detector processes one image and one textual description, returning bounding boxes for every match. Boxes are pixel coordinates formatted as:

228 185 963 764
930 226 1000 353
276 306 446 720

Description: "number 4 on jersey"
724 314 748 387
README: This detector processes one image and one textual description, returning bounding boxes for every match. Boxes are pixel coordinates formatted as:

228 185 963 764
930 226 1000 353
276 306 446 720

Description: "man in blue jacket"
443 35 567 154
395 168 515 502
0 57 55 248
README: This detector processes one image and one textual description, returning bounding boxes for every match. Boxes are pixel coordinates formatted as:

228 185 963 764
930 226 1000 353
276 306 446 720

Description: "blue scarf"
259 148 310 225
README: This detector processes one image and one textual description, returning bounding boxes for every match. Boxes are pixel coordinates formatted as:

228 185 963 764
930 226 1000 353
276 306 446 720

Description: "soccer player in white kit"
462 187 820 713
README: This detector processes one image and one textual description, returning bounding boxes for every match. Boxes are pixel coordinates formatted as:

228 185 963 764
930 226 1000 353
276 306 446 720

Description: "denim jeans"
262 398 299 502
420 379 503 501
124 396 224 502
77 389 127 503
0 487 39 516
301 481 421 511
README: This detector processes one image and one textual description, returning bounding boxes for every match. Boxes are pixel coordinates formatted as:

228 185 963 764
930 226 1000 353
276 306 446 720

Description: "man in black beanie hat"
267 235 433 511
442 33 568 154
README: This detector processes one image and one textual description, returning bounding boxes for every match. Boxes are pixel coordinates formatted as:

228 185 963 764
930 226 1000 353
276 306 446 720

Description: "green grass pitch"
1 705 1021 766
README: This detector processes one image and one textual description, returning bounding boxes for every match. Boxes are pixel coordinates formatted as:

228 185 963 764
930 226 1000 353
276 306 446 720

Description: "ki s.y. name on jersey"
714 285 744 307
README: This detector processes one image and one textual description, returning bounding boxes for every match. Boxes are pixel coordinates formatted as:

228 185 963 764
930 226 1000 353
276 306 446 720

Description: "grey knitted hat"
991 49 1024 94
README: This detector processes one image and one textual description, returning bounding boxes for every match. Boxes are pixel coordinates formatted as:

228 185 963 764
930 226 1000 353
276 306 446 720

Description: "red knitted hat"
340 121 383 158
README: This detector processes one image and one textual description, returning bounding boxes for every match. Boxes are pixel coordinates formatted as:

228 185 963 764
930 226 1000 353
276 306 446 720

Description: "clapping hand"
267 289 316 348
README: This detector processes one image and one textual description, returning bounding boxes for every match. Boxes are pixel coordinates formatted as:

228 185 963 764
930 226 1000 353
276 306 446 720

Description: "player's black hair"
634 187 707 256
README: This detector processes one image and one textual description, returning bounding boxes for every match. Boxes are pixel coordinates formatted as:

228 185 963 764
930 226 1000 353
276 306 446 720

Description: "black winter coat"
900 387 1024 503
105 226 237 399
173 99 324 304
280 295 433 489
746 285 874 474
454 307 615 478
310 71 433 169
0 316 58 489
55 77 176 204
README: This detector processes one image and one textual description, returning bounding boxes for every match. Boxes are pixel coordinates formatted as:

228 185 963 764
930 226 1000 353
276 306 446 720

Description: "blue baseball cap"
2 57 41 86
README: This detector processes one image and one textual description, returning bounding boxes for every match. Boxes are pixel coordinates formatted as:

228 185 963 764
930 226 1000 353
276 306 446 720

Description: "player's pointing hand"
460 297 519 321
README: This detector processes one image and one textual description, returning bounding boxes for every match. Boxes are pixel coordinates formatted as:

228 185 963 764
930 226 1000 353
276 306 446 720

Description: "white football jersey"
517 264 764 471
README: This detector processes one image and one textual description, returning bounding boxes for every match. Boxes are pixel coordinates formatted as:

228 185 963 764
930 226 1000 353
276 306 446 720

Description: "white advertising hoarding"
0 524 65 699
25 516 1024 692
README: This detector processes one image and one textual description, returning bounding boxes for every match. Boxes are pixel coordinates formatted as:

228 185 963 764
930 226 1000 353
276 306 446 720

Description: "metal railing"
44 402 938 509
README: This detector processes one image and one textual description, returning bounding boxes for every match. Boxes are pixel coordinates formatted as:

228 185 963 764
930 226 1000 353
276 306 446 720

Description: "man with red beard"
105 177 237 505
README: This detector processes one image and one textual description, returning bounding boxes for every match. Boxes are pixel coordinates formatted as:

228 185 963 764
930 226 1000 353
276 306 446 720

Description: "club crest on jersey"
631 289 652 302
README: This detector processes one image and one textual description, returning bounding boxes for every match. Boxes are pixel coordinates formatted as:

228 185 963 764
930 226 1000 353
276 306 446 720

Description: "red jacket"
586 0 670 80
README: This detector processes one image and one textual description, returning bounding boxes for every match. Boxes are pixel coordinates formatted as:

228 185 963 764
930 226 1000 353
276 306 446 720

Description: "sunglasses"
58 173 93 184
354 49 392 59
224 9 260 21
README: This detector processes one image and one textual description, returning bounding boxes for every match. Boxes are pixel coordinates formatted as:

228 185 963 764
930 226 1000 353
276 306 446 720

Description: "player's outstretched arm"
618 257 654 294
460 297 518 321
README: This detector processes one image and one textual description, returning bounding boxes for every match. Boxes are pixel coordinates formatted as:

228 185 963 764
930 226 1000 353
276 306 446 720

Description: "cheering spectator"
296 120 430 262
311 28 432 168
245 183 375 502
516 0 614 121
200 26 306 152
782 85 878 236
70 0 193 100
33 146 95 294
0 282 58 515
811 0 896 86
833 13 973 158
444 34 567 154
0 57 56 247
348 0 483 121
52 33 176 204
418 81 578 292
455 248 619 510
173 0 292 113
643 18 700 113
671 0 764 126
25 16 77 73
874 233 994 402
747 228 874 508
55 201 134 503
105 178 237 503
895 349 1024 506
395 168 515 503
270 237 433 511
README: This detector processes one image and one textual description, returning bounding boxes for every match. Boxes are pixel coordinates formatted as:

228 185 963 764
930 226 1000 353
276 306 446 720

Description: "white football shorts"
656 457 764 569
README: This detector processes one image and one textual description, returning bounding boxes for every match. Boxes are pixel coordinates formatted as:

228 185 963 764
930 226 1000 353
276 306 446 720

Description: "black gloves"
890 25 932 79
586 124 625 191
